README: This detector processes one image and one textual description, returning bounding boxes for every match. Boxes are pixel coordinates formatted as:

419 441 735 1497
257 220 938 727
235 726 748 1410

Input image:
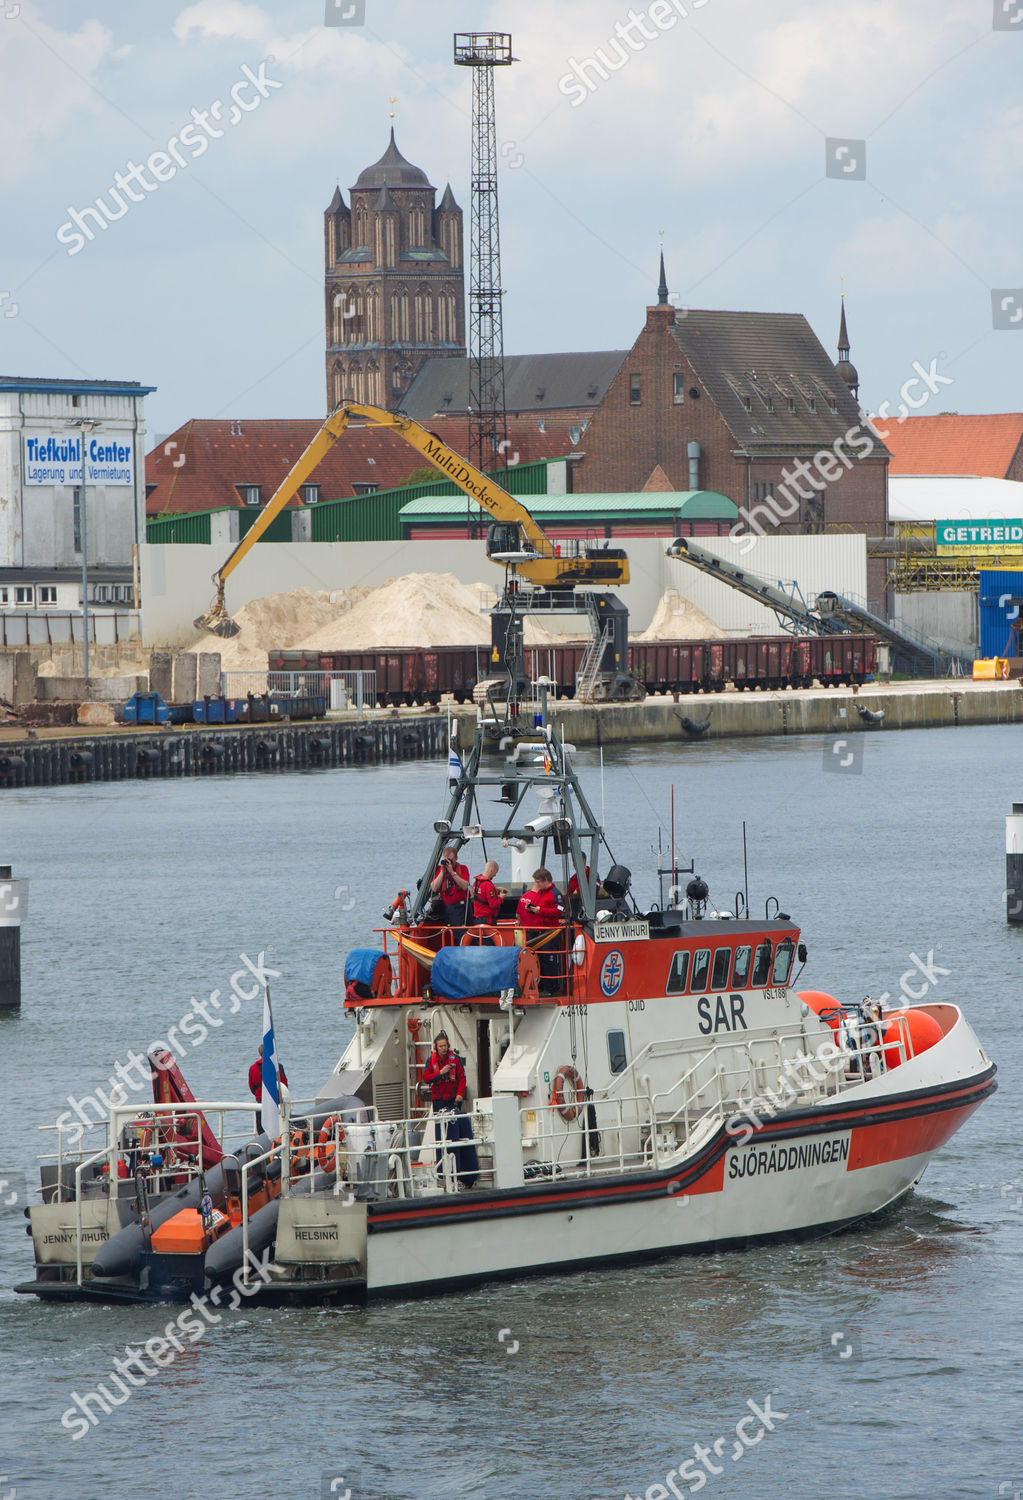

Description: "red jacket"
517 885 563 929
248 1059 287 1102
472 875 502 924
422 1049 466 1107
434 861 469 905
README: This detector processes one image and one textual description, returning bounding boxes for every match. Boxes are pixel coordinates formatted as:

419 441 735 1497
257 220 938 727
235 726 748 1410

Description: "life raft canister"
551 1064 585 1121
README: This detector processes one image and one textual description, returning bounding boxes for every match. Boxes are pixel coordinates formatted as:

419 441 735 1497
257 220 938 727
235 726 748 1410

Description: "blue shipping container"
978 570 1023 658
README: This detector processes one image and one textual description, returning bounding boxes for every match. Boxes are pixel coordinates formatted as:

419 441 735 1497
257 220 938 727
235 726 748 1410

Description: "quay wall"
1 683 1019 789
464 680 1023 746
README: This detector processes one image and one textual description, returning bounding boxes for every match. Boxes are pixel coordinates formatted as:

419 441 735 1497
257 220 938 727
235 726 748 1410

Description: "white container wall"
141 534 868 647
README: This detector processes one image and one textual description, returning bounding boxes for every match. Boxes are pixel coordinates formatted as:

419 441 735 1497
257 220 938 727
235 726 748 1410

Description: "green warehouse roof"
399 489 738 522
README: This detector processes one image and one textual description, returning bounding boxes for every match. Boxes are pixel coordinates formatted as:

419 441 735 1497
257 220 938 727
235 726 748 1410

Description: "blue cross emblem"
600 950 624 997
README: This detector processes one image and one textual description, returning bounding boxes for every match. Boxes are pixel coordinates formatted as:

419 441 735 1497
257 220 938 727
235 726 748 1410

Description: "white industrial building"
0 375 153 646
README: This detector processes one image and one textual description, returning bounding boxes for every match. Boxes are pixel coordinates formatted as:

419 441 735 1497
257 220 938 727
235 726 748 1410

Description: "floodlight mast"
453 32 515 477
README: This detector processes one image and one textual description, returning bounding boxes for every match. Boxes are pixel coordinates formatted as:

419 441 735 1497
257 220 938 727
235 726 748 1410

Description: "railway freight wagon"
630 634 878 694
271 646 491 704
271 635 876 706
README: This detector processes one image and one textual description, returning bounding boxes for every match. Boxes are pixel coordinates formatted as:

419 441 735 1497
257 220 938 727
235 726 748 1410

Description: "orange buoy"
798 990 842 1030
551 1064 585 1121
881 1008 944 1068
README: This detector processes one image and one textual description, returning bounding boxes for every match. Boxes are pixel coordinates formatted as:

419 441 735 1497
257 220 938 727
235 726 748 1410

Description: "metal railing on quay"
220 669 376 710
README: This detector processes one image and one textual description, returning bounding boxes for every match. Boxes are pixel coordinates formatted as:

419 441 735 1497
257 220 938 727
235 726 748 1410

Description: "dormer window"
238 484 261 506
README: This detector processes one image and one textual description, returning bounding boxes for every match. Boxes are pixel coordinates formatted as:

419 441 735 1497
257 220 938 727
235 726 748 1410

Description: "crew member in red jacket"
422 1032 466 1111
517 868 565 995
421 1032 478 1188
516 868 563 928
248 1042 288 1134
472 860 507 927
430 845 470 926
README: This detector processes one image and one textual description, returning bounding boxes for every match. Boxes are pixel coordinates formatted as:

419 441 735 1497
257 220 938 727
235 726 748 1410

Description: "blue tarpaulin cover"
345 948 385 986
431 946 521 1001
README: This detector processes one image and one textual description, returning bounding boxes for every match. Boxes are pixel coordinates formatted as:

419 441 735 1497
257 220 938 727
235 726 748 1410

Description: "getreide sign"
23 433 134 488
936 518 1023 552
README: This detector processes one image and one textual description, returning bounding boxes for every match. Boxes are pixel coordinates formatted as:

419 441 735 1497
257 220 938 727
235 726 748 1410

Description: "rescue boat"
17 701 996 1303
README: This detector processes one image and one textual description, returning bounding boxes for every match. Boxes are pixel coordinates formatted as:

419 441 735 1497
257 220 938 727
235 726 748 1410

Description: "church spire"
657 249 669 306
835 293 859 401
838 295 850 359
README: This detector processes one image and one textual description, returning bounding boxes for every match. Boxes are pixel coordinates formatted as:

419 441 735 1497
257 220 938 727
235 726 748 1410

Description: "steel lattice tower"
454 32 515 474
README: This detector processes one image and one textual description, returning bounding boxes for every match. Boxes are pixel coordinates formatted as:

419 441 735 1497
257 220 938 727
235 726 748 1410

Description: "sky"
1 0 1020 442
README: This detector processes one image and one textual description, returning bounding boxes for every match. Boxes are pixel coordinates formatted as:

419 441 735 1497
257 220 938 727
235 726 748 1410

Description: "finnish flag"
260 989 282 1140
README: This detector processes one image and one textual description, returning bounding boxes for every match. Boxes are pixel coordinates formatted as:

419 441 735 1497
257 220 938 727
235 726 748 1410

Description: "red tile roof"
879 413 1023 479
145 416 576 516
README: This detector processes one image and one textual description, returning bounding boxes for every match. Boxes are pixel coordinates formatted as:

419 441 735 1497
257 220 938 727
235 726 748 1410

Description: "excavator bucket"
193 609 240 639
193 583 241 638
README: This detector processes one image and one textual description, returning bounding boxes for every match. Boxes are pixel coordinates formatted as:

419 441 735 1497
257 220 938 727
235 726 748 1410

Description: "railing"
0 610 140 646
220 669 376 710
34 1013 922 1285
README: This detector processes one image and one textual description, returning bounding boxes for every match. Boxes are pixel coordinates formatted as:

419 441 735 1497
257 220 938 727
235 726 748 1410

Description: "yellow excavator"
194 403 641 700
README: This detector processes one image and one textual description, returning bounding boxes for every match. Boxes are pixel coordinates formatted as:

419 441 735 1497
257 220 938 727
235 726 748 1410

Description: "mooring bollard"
0 863 25 1008
1007 804 1023 924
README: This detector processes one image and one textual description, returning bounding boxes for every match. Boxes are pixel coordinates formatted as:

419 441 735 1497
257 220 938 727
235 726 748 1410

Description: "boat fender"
91 1131 272 1278
551 1064 585 1122
203 1198 280 1283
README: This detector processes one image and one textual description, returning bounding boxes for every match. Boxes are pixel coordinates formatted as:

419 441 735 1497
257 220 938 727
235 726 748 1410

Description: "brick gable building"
324 131 465 413
574 271 890 607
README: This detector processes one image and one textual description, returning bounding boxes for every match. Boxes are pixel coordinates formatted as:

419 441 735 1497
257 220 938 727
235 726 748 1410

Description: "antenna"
742 820 750 916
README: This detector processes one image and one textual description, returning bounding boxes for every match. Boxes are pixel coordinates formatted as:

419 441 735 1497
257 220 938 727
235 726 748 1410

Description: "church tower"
324 130 465 412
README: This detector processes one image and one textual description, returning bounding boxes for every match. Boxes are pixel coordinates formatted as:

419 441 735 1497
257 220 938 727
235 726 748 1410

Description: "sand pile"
191 574 571 663
303 573 492 651
192 587 350 668
635 589 727 642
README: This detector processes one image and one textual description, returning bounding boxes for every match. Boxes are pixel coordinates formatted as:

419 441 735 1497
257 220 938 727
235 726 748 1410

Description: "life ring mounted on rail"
316 1115 347 1175
551 1064 585 1122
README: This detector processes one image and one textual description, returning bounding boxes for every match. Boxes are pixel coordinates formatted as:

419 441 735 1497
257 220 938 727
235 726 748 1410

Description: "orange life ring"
551 1064 585 1122
316 1115 346 1173
461 925 500 946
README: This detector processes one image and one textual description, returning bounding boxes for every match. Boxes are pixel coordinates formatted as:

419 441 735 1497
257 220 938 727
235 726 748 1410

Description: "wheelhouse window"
666 950 690 995
751 941 773 987
607 1029 627 1075
711 947 732 990
731 945 752 989
771 939 795 986
689 948 711 993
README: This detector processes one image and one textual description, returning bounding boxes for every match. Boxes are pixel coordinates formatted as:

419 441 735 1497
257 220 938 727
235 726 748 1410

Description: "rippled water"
0 725 1019 1500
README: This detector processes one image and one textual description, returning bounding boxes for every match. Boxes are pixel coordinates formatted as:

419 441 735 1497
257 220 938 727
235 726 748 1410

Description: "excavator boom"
194 403 630 670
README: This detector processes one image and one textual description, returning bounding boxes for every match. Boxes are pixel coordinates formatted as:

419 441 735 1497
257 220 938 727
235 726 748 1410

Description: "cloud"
173 0 406 78
0 6 115 182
